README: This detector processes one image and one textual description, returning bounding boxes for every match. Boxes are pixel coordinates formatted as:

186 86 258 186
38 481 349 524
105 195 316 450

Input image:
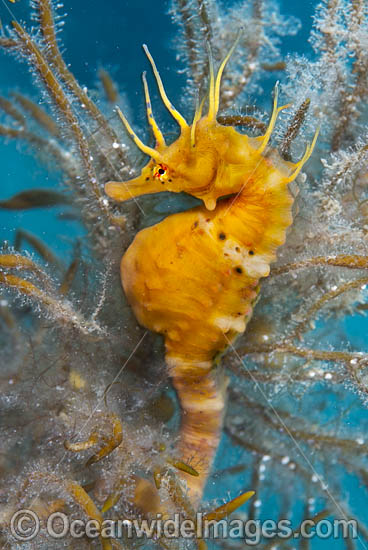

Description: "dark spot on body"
235 246 240 252
168 179 172 182
235 266 243 274
146 177 150 181
218 232 226 240
249 250 255 255
158 168 165 175
191 221 199 230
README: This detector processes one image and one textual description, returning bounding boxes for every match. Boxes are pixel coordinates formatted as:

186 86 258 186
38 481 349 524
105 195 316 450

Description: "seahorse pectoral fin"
105 178 167 202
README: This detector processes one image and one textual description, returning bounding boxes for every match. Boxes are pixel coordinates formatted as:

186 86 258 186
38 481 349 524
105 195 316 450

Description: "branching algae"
1 0 368 549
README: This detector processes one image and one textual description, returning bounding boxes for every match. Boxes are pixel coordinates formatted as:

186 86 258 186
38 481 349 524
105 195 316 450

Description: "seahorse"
105 42 318 508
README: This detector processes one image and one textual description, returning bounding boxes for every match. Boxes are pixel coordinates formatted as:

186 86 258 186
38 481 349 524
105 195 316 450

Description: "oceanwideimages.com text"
10 509 358 545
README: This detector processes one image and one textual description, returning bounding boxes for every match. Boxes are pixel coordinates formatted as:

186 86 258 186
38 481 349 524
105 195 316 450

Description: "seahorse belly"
122 206 261 363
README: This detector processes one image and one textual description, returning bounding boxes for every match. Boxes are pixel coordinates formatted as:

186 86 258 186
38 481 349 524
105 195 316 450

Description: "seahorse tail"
166 354 228 508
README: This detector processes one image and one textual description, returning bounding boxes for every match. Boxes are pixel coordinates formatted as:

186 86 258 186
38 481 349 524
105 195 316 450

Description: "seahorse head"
105 39 251 211
105 41 318 211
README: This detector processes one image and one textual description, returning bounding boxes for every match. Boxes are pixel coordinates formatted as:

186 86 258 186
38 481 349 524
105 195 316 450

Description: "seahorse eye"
153 163 169 183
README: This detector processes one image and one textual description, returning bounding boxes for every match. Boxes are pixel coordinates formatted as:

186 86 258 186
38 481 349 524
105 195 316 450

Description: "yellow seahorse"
105 41 318 507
